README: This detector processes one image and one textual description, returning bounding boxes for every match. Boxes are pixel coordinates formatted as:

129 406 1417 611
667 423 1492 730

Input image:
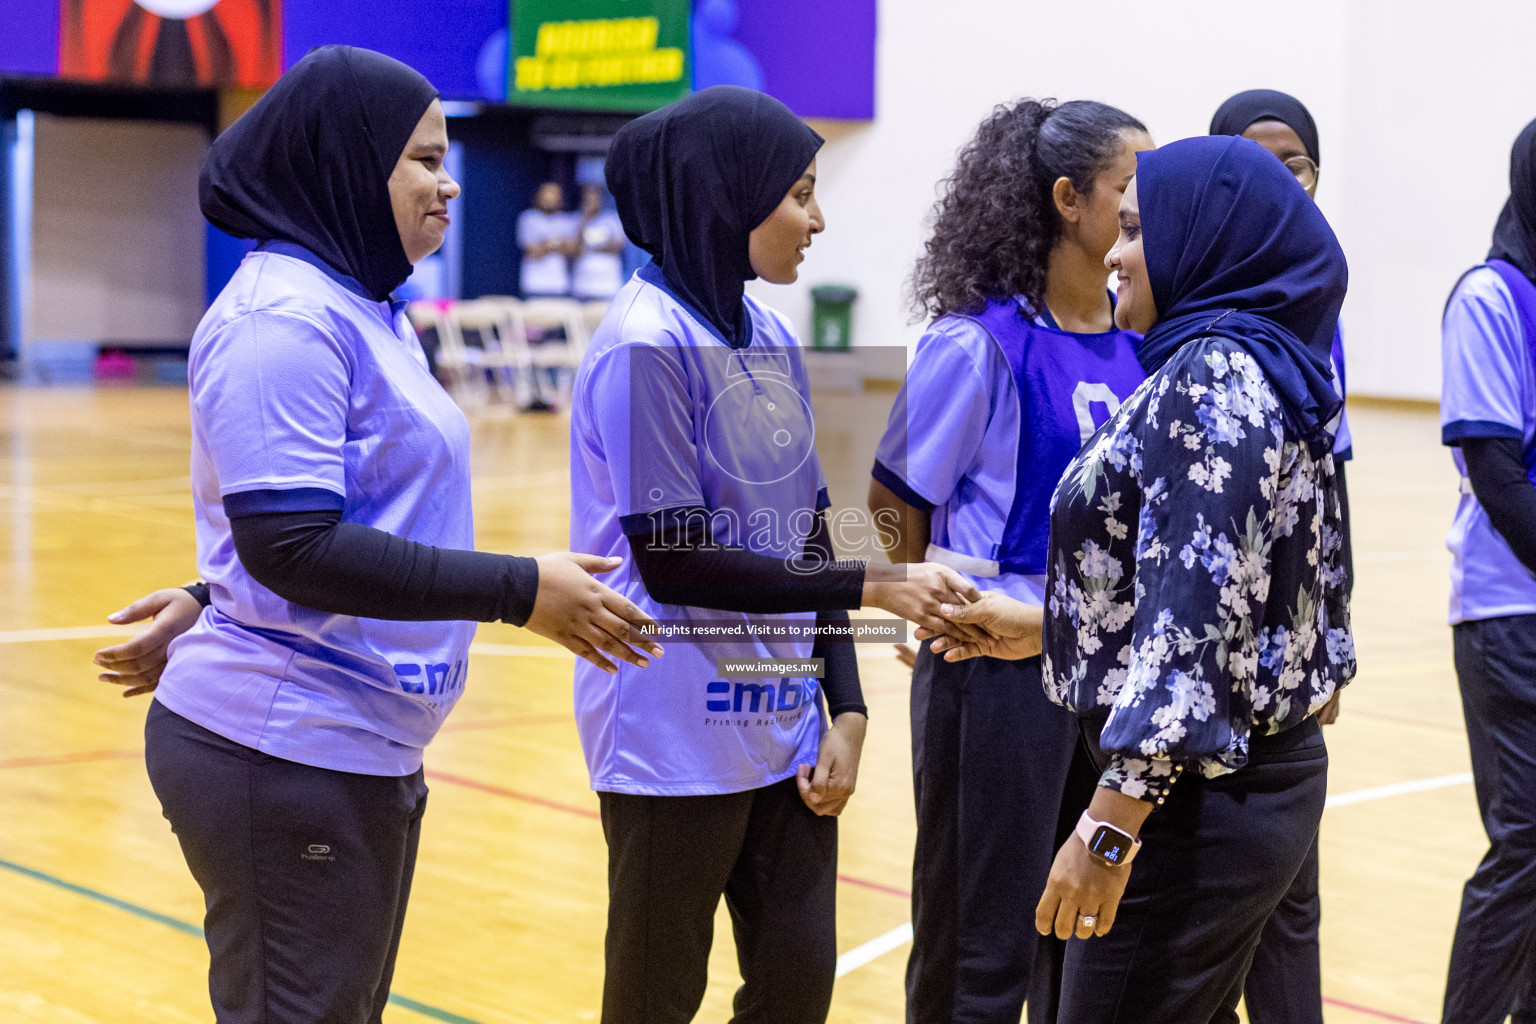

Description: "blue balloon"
476 28 509 103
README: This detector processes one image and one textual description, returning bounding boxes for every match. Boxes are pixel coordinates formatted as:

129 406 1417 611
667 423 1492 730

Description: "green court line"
0 855 488 1024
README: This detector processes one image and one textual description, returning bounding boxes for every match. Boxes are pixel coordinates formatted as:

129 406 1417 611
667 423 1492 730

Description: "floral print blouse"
1043 336 1355 802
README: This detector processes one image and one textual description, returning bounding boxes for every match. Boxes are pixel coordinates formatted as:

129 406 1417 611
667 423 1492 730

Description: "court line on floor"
0 744 917 907
1320 996 1432 1024
835 920 912 978
0 744 1473 902
829 771 1478 994
1324 771 1473 807
0 755 1466 1022
831 924 1432 1023
422 768 913 901
0 855 486 1024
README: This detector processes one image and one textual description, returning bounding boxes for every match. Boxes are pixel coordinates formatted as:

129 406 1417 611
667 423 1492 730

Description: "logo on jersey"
703 349 817 486
393 659 466 698
704 677 816 715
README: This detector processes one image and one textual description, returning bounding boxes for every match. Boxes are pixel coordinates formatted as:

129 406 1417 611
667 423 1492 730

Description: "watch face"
1089 825 1131 865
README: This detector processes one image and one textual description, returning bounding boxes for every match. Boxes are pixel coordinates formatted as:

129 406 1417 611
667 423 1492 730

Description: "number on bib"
1072 382 1122 445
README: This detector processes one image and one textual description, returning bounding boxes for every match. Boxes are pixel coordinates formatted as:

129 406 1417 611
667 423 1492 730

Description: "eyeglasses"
1284 155 1319 194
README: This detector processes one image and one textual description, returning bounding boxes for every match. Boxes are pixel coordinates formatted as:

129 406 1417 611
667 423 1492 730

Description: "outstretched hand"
921 591 1043 662
524 552 664 673
94 587 206 697
864 562 984 636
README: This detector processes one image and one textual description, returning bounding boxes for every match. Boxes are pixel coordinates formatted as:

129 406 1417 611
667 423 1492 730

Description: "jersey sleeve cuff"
1442 419 1525 446
619 505 707 538
871 460 936 513
222 487 346 518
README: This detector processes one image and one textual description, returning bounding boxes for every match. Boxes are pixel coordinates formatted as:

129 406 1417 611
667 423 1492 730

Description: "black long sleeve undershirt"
627 508 866 614
227 507 539 626
629 507 866 718
1462 435 1536 577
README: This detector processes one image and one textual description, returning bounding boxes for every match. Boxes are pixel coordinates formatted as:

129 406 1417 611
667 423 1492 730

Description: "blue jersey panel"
970 299 1145 576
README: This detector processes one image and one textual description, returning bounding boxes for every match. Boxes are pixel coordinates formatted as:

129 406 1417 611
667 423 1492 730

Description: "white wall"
29 114 207 348
752 0 1536 402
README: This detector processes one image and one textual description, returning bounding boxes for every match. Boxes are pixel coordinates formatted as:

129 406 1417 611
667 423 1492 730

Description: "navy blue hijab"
1136 136 1347 445
606 86 823 345
1209 89 1320 165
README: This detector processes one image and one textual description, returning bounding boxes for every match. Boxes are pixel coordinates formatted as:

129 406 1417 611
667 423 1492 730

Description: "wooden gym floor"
0 384 1475 1023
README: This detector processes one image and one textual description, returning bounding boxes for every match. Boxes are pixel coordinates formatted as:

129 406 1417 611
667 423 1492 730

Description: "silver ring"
1078 914 1097 928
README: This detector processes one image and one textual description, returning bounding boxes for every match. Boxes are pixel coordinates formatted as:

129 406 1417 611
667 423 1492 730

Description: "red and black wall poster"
58 0 282 88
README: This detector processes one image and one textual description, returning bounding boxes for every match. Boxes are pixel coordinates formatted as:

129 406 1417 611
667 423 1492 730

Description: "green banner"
508 0 692 112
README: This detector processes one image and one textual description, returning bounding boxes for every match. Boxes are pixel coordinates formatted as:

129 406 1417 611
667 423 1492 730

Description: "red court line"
424 768 602 820
0 748 142 769
0 743 1434 1024
0 744 947 903
1322 995 1431 1024
836 873 911 899
424 770 914 899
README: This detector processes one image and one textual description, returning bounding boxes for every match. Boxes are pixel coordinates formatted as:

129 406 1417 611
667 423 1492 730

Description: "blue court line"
0 855 487 1024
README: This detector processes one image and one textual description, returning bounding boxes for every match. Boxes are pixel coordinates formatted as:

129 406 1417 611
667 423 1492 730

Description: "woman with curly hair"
867 98 1151 1024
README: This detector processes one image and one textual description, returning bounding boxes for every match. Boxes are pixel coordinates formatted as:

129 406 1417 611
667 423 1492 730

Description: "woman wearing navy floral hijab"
928 135 1355 1020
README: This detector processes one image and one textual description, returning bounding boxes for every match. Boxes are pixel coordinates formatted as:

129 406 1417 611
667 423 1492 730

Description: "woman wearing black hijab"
570 86 975 1023
108 46 659 1024
1210 88 1348 1024
1439 116 1536 1024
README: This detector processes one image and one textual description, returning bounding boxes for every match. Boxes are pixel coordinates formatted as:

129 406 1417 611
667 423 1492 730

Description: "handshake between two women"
882 576 1044 665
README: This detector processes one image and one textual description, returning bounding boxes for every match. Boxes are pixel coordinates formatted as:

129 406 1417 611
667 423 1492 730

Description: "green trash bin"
810 284 858 350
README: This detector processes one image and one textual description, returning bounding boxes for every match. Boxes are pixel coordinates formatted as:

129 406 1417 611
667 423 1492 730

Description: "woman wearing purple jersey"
869 98 1152 1024
1438 116 1536 1024
574 85 979 1024
93 47 659 1024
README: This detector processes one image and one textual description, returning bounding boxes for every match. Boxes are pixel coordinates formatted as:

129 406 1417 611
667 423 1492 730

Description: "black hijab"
200 45 439 302
1489 117 1536 285
1209 89 1320 166
606 86 823 345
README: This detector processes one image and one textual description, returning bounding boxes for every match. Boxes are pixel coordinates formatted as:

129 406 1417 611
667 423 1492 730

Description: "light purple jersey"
1441 265 1536 623
570 264 825 795
156 247 477 775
